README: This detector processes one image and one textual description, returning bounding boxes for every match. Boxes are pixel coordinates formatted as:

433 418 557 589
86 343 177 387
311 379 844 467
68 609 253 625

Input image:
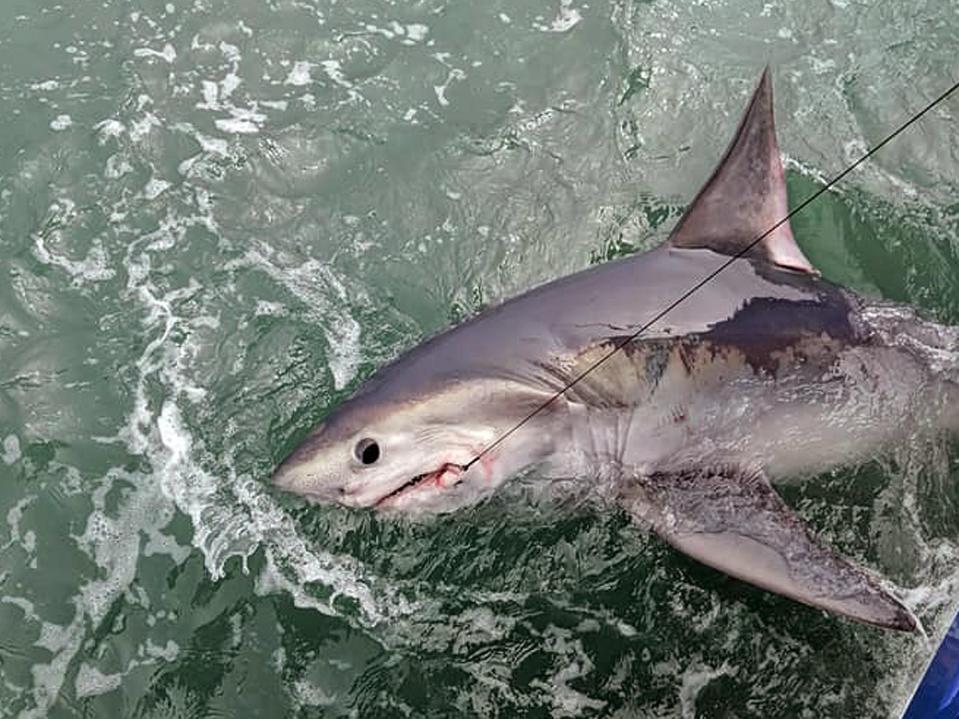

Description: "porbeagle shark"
274 69 959 631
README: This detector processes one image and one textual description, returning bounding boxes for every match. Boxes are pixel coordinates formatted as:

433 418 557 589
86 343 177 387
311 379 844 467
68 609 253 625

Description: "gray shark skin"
273 68 959 632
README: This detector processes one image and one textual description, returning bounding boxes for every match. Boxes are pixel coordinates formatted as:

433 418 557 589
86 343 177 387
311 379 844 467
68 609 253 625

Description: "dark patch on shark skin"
643 342 671 387
695 294 862 377
676 342 696 375
560 291 862 406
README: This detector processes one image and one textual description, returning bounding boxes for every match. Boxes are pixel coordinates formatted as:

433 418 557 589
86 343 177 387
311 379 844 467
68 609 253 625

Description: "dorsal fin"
668 68 816 274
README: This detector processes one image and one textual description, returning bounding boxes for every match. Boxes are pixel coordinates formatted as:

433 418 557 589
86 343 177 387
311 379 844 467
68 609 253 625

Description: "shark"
273 68 959 632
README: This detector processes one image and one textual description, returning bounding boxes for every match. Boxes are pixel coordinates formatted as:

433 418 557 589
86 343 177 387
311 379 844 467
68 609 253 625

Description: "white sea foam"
50 114 72 131
95 119 125 143
214 117 260 134
105 154 133 179
21 461 182 717
226 246 363 390
2 595 38 621
16 196 215 717
292 678 336 707
145 638 180 662
24 623 85 719
31 79 60 91
433 68 465 108
129 111 161 142
320 60 352 88
533 0 582 33
142 177 171 200
406 23 429 42
33 234 117 285
528 624 605 715
3 496 35 560
188 42 272 136
193 130 230 156
2 434 21 464
254 300 285 316
678 659 737 718
285 61 314 87
133 43 177 63
74 664 122 699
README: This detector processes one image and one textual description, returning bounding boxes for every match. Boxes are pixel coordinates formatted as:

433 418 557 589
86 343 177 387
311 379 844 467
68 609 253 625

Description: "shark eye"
354 438 380 465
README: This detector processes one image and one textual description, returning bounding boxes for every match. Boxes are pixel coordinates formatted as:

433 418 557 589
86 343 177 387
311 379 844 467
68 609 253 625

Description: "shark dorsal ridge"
668 68 816 274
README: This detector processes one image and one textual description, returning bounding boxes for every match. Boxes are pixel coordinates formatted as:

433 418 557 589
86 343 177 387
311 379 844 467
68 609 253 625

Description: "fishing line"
462 77 959 473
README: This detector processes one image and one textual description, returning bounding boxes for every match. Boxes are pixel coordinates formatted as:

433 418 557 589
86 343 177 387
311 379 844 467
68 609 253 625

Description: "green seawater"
2 1 959 716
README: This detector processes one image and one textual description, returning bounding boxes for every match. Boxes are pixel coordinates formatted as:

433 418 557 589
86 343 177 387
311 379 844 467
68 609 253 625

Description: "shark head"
273 368 560 514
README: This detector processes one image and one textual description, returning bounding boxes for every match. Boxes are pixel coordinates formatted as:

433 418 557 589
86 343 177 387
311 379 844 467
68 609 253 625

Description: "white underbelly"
560 345 939 483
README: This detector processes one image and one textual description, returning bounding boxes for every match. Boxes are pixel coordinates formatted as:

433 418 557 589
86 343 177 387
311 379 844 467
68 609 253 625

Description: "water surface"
2 0 959 716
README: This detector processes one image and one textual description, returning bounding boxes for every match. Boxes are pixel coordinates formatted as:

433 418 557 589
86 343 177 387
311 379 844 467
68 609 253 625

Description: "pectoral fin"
621 465 917 631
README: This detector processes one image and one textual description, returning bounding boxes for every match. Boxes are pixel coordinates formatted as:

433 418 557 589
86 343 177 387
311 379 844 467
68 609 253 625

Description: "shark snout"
271 455 310 490
272 436 345 503
273 463 344 503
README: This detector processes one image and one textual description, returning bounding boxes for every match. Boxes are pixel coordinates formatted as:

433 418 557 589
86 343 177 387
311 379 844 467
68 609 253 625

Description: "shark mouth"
375 462 464 507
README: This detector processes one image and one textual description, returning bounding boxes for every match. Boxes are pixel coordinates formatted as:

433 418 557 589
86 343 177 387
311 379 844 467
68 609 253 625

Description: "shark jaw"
273 439 481 513
372 462 465 509
275 452 477 514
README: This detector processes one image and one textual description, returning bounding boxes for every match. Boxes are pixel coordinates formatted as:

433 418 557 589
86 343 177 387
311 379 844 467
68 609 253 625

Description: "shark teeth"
376 463 463 506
